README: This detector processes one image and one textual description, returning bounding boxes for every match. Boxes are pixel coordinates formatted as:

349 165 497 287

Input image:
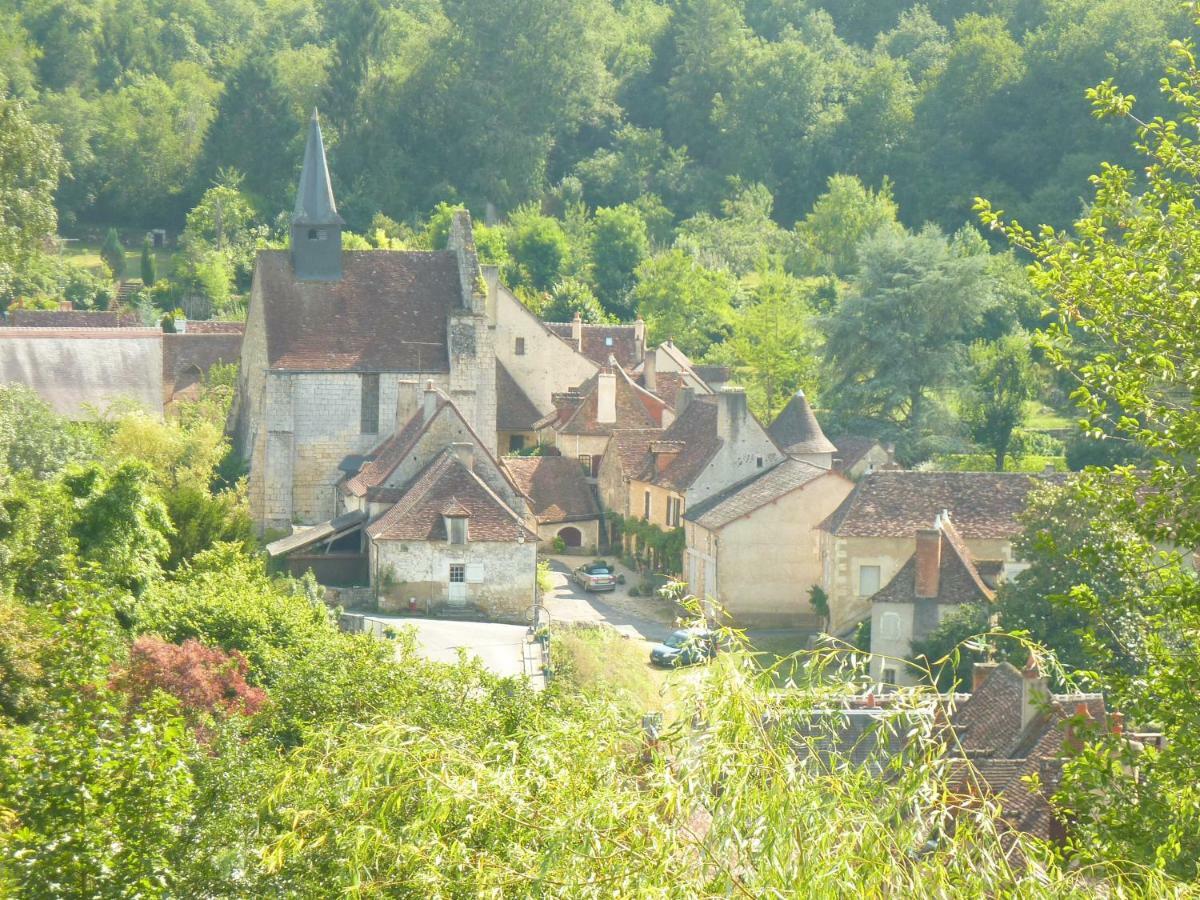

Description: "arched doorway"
557 526 582 548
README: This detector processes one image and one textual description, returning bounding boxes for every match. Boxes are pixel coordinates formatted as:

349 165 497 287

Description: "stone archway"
557 526 583 548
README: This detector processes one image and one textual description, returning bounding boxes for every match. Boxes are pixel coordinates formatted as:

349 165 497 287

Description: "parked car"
649 628 719 668
572 560 617 592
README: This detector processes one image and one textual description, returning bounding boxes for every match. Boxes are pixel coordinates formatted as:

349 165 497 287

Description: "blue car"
649 628 718 668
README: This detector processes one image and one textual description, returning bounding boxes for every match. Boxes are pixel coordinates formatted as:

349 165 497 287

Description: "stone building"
683 458 853 626
867 512 997 685
607 385 783 534
235 111 495 532
503 455 602 550
819 471 1063 635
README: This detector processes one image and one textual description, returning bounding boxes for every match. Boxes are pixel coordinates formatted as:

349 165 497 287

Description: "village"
0 110 1159 852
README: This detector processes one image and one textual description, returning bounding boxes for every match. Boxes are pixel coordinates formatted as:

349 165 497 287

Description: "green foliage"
543 277 611 324
794 175 899 278
0 98 63 305
0 384 98 479
140 238 157 285
506 206 570 291
633 249 735 358
590 204 650 315
964 330 1042 470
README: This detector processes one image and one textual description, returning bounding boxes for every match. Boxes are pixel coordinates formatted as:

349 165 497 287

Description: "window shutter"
465 563 484 583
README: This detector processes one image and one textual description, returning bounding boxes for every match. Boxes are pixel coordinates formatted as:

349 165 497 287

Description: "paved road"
365 615 532 679
540 558 674 643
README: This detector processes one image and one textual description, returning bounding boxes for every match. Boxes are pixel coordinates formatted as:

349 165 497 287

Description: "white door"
448 563 467 606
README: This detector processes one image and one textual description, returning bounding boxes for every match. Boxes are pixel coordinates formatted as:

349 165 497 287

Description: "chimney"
481 264 499 322
915 525 943 598
451 442 474 471
58 300 73 311
972 661 999 693
1064 701 1095 754
884 443 897 468
423 380 439 422
643 348 657 392
716 386 747 440
1110 711 1124 735
677 386 694 417
596 370 617 425
571 311 583 351
651 442 681 476
1021 653 1050 731
395 379 421 426
634 316 646 356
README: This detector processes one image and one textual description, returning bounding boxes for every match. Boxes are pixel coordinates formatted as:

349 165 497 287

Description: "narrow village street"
539 556 675 642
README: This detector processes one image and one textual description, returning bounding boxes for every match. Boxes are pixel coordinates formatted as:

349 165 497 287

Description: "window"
360 373 380 434
604 336 613 347
881 667 897 685
447 517 468 545
307 228 319 240
515 337 526 355
667 496 682 527
508 434 526 452
449 563 466 583
578 454 592 475
879 611 901 640
756 456 764 468
858 564 881 597
644 490 651 520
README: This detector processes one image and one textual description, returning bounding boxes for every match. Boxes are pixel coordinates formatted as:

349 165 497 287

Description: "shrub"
111 635 267 719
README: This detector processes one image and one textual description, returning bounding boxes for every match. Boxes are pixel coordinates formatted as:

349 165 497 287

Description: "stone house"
638 339 716 407
234 111 495 533
596 428 663 518
503 455 602 550
682 458 853 626
819 471 1063 636
536 361 668 478
868 512 997 685
831 436 894 481
614 386 783 536
365 445 537 619
545 313 646 371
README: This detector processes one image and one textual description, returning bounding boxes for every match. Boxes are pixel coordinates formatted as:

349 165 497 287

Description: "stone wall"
371 537 537 622
596 444 629 517
685 391 783 508
534 518 600 552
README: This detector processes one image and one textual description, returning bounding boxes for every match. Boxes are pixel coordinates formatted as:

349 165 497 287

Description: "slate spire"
290 109 344 280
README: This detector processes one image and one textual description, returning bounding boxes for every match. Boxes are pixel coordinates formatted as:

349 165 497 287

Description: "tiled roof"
182 321 245 334
256 249 463 371
692 363 731 386
607 429 663 475
496 361 543 432
684 458 832 530
648 371 686 408
366 450 534 542
768 390 837 455
341 397 444 498
557 366 663 436
822 471 1065 539
8 309 125 328
503 455 600 523
546 322 642 369
873 517 995 605
636 396 721 491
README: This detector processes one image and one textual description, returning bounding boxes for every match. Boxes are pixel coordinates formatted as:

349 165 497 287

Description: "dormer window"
448 517 468 545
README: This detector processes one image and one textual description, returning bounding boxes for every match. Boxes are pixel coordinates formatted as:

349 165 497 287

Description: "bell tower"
290 109 344 281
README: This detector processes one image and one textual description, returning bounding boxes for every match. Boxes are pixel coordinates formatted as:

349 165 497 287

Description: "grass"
551 623 677 714
1025 400 1072 431
58 238 177 282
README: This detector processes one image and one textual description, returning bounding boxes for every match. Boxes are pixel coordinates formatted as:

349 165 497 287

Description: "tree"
0 98 63 304
793 175 899 278
506 208 570 292
589 204 649 316
100 228 126 281
822 225 991 459
964 331 1041 470
543 278 611 324
140 237 157 285
632 249 735 358
723 265 821 420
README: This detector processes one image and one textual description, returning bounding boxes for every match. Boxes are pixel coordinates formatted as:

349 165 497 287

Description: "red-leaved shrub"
111 636 267 719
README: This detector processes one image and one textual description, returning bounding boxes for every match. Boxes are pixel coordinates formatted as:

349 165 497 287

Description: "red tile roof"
546 322 643 369
873 516 995 605
823 471 1065 540
366 450 534 542
162 332 243 402
342 398 445 498
503 455 600 523
606 429 663 475
556 366 664 436
8 309 125 328
636 396 722 491
256 249 464 371
831 435 883 472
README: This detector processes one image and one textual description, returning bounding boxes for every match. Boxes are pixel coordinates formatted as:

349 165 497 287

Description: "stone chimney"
884 443 897 468
58 300 73 311
971 660 1000 692
423 380 439 422
716 386 747 440
915 523 943 598
642 348 657 392
396 379 421 426
480 264 499 322
634 316 646 355
1021 653 1050 731
571 311 583 351
596 370 617 425
651 441 682 476
677 386 695 417
451 442 474 471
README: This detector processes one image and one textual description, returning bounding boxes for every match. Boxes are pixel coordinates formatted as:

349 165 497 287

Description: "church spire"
290 109 343 280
